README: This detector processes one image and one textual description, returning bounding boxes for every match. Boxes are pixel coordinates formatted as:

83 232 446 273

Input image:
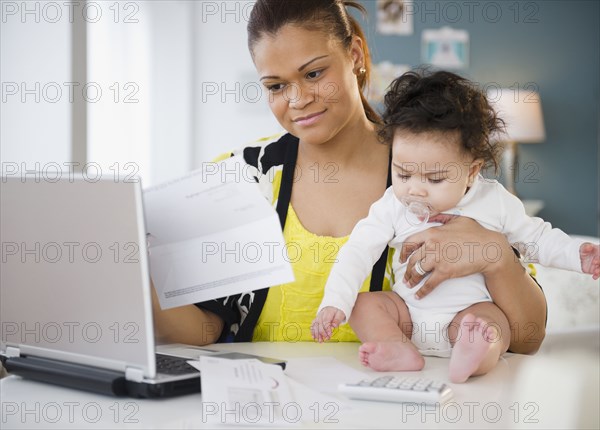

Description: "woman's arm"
151 282 224 346
400 217 547 354
481 245 547 354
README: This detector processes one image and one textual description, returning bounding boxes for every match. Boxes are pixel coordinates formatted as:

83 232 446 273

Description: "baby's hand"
580 242 600 280
311 307 346 343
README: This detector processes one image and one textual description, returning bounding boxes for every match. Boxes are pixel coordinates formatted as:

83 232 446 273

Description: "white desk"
2 333 599 429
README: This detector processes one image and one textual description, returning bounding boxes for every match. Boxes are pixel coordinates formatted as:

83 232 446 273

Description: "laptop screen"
1 176 156 378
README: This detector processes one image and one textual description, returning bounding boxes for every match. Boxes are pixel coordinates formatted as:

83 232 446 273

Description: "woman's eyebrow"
298 55 328 71
260 55 329 81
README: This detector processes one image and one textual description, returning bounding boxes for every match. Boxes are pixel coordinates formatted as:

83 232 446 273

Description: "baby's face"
391 130 482 216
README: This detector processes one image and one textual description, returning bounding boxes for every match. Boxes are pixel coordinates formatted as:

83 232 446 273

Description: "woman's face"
252 25 365 145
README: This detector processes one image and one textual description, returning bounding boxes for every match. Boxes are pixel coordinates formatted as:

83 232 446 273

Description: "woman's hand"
400 216 516 299
151 280 224 346
399 215 547 354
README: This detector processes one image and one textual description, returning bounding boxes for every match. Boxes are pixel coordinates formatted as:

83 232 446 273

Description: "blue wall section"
356 0 599 236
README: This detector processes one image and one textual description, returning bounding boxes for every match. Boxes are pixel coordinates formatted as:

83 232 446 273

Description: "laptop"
0 174 284 398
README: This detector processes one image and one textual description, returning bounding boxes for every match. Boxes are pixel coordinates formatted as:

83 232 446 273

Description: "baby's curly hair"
379 69 505 172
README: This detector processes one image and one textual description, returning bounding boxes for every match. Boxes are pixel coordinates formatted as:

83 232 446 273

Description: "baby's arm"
311 306 346 343
312 188 398 341
580 242 600 280
500 187 592 273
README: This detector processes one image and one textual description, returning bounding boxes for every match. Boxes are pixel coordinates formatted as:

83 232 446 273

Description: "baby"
311 70 599 383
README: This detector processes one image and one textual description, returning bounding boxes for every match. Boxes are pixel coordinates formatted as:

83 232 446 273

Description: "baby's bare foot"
358 341 424 371
449 314 502 383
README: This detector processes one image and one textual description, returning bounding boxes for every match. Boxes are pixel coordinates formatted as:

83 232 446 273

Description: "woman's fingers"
414 271 445 299
403 237 437 286
399 231 427 263
428 213 458 224
400 215 459 263
404 254 429 287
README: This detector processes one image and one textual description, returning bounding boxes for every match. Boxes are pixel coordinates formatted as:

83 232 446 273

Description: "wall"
2 1 597 236
357 0 599 236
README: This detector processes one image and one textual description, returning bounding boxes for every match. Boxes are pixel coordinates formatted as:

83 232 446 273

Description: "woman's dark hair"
248 0 380 123
379 69 505 172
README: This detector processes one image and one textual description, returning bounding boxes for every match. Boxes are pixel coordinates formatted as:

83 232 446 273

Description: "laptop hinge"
5 346 20 358
125 366 145 382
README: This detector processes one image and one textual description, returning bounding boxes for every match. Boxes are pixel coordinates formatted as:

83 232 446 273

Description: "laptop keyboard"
156 353 199 375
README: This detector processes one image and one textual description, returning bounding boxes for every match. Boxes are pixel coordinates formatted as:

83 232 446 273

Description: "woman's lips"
293 110 326 126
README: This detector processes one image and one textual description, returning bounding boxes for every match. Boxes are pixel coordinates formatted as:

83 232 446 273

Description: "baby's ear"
468 159 484 185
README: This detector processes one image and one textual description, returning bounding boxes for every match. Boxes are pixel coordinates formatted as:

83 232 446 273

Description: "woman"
152 0 546 353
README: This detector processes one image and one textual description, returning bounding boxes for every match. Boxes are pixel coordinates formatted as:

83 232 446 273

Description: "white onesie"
318 175 586 356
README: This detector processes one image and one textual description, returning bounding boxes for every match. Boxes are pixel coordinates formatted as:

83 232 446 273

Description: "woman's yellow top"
253 205 393 342
203 133 392 342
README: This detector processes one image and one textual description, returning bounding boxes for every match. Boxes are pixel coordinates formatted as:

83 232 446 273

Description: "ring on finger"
414 260 428 276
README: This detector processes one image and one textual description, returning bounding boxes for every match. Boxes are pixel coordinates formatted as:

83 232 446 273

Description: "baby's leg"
447 302 510 383
349 291 424 372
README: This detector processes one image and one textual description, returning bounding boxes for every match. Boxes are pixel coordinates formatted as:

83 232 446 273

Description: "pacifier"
399 196 433 226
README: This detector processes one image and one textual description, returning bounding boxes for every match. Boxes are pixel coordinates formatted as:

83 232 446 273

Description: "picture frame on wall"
376 0 414 35
369 62 410 105
421 27 469 69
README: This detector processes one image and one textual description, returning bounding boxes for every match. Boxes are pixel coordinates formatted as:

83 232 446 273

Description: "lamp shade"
487 88 546 143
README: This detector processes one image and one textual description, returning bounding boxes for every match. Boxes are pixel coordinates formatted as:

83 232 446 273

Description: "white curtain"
86 0 280 186
88 1 194 187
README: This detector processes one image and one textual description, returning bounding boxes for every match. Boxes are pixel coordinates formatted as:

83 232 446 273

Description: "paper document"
144 156 294 309
192 357 297 426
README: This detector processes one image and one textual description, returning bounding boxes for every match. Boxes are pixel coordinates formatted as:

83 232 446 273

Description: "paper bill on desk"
143 156 294 309
190 356 297 426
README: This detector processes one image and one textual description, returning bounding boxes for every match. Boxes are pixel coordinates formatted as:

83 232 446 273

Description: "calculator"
338 375 453 405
